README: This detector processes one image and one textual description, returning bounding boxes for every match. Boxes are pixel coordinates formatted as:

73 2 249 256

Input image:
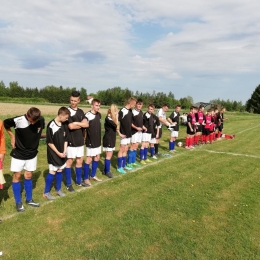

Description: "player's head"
26 107 41 124
207 109 212 115
70 91 80 109
162 104 169 112
148 104 155 114
91 98 101 113
190 106 195 113
214 108 219 114
193 106 198 113
135 98 143 110
126 97 137 109
175 105 181 112
107 104 118 124
57 107 70 122
221 107 226 112
199 105 204 112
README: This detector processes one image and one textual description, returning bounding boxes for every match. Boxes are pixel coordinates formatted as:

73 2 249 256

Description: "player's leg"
43 165 57 200
84 150 93 184
117 143 126 174
90 148 102 181
56 164 67 197
103 150 113 178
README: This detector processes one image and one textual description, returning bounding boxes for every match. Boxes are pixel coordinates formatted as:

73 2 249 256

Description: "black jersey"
169 111 180 131
103 116 117 148
4 115 45 160
151 114 160 138
85 111 101 148
47 119 68 166
67 107 85 147
131 109 143 135
118 107 133 138
143 112 153 134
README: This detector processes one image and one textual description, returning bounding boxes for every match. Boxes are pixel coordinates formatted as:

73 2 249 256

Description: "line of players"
184 105 235 149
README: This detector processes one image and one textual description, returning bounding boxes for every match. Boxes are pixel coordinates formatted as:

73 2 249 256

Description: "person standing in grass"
0 119 6 190
117 97 137 174
185 106 196 149
43 107 70 200
128 99 146 168
4 107 45 212
65 91 89 190
102 104 122 178
84 99 102 182
167 105 181 152
150 106 160 159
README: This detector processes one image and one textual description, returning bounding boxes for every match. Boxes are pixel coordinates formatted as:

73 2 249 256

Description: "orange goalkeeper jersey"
0 120 6 154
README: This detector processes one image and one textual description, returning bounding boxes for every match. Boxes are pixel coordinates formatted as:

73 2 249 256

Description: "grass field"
0 104 260 259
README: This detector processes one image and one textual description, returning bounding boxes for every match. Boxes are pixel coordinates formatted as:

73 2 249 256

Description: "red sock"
190 137 194 146
205 135 209 143
209 134 213 143
217 132 221 138
224 134 233 139
201 135 205 143
185 137 189 146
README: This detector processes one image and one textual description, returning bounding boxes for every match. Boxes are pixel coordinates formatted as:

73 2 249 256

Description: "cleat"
43 192 56 200
117 168 126 174
66 185 75 192
151 155 157 159
124 165 133 170
140 160 146 165
102 171 114 178
26 199 40 207
185 146 190 149
16 202 25 212
132 162 141 167
189 146 195 149
56 190 66 197
76 181 91 187
127 163 134 169
90 176 102 182
145 159 152 163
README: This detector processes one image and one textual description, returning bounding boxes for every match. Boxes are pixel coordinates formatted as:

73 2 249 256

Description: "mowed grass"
0 107 260 259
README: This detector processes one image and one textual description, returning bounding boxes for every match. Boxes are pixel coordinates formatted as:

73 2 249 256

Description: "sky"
1 0 260 104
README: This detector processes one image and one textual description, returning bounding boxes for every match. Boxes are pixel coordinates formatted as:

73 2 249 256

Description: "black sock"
154 143 159 154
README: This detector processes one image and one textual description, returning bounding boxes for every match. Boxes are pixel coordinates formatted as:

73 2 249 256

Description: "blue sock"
133 150 137 163
90 161 99 177
144 148 148 160
84 163 90 180
140 149 144 160
122 156 126 167
24 179 32 201
117 157 123 168
76 167 82 184
56 172 63 191
150 147 155 156
172 141 175 150
127 150 132 164
12 182 21 204
169 141 173 150
44 173 54 194
105 159 111 173
65 168 72 186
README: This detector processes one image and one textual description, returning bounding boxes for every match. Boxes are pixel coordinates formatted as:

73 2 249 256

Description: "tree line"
0 80 249 111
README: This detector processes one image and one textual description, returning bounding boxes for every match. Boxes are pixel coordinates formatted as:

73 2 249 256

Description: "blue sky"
1 0 260 104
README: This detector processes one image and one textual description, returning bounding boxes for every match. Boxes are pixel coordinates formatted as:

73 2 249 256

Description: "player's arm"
3 118 16 149
48 143 66 158
116 123 126 138
131 123 142 132
0 121 6 162
68 118 89 130
187 116 194 132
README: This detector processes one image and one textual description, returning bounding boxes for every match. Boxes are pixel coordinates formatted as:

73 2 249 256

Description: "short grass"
0 108 260 259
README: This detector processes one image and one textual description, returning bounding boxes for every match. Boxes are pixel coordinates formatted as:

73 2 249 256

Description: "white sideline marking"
236 124 260 134
203 149 260 159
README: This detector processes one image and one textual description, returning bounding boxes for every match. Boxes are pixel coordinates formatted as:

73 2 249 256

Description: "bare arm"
68 118 89 130
48 143 66 158
5 128 16 149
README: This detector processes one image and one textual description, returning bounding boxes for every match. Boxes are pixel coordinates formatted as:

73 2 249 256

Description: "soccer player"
4 107 45 212
194 105 204 145
202 109 214 144
0 120 6 190
128 99 145 167
43 107 70 200
155 104 174 155
167 105 181 152
102 104 121 178
185 106 196 149
84 99 102 182
117 97 137 174
65 91 89 190
150 107 160 159
140 104 155 164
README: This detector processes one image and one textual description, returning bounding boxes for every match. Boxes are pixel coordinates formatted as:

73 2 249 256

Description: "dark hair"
162 103 169 108
58 107 70 116
136 98 143 104
27 107 41 121
71 91 80 97
92 98 101 105
199 105 204 109
148 104 155 109
175 105 181 108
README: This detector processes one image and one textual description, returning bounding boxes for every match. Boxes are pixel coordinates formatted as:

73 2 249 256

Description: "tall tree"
246 84 260 113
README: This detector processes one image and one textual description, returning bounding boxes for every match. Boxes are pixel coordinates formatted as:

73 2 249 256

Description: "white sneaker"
151 155 157 159
90 176 102 182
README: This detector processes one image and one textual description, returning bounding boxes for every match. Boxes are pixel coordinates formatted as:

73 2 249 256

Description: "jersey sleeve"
3 117 15 129
0 120 6 154
46 123 54 144
187 114 192 123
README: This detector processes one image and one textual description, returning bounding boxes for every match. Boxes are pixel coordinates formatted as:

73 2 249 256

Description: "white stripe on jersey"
14 116 30 129
132 109 140 117
68 107 77 117
121 107 129 119
85 111 95 121
49 121 60 135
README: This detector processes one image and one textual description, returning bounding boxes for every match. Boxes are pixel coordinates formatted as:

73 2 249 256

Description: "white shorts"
67 146 84 159
142 133 152 142
120 137 131 145
150 138 156 144
48 163 66 172
171 131 179 138
11 156 37 172
131 132 142 143
86 146 101 157
103 147 115 152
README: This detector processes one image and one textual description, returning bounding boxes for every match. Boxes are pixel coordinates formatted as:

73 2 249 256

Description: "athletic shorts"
170 131 179 138
67 146 84 159
103 147 115 152
196 124 203 132
11 156 37 172
217 124 223 132
131 132 142 143
120 137 131 145
186 126 195 135
48 163 66 172
157 128 162 139
142 133 152 142
150 138 156 144
86 146 101 157
203 128 210 135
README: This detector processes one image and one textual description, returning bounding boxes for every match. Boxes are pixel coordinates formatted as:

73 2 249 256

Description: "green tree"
246 84 260 113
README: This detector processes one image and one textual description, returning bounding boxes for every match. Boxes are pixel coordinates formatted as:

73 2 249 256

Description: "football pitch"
0 107 260 259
